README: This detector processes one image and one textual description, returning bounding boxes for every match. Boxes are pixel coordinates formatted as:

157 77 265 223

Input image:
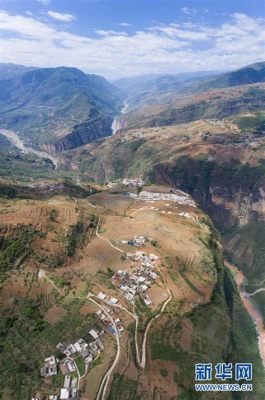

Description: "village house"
64 375 72 389
60 363 68 375
84 353 93 364
89 341 99 354
63 359 76 374
60 388 77 400
40 355 58 378
119 235 146 247
80 349 90 359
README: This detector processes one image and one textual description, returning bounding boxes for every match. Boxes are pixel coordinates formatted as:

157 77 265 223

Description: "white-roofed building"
60 388 70 399
109 297 118 304
89 329 99 340
98 292 107 300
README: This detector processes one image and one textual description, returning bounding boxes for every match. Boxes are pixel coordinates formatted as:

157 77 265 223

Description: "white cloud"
181 7 197 15
0 10 264 79
37 0 50 5
47 10 75 23
95 30 128 37
118 22 132 27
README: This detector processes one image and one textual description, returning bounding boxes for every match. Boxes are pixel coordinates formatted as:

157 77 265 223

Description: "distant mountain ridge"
117 62 265 110
196 61 265 92
118 61 265 130
0 63 38 80
0 61 264 153
115 70 222 108
0 66 124 152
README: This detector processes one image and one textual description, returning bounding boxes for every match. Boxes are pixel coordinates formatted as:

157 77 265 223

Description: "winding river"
225 260 265 368
0 128 59 168
111 102 129 135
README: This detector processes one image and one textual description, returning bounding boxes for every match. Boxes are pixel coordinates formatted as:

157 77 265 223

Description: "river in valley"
225 260 265 368
111 102 129 135
0 128 59 168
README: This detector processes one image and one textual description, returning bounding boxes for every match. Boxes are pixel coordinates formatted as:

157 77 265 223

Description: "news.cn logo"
194 363 253 392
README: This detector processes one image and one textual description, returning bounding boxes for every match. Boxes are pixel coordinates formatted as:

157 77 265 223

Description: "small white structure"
44 355 56 366
109 297 118 304
73 341 82 353
98 292 107 300
60 388 70 399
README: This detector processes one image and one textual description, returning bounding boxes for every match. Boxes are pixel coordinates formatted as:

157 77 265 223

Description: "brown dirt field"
75 235 124 275
145 360 179 399
1 273 28 308
44 305 66 325
0 197 78 230
80 303 98 315
148 285 168 309
88 192 135 213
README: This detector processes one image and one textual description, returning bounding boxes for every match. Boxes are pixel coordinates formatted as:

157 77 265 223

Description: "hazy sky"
0 0 264 79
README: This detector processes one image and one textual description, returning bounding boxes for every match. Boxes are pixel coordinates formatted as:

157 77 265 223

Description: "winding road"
96 217 125 254
87 294 121 400
248 288 265 297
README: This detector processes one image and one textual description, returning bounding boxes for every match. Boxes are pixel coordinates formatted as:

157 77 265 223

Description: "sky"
0 0 264 80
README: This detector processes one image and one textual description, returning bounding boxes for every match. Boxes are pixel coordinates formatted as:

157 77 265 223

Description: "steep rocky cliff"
152 158 265 230
45 114 113 153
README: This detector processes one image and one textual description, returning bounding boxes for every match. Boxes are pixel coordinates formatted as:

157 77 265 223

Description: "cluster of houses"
112 252 159 306
121 178 145 187
38 329 104 400
57 330 104 372
205 118 240 133
135 191 196 207
95 299 125 335
105 177 145 188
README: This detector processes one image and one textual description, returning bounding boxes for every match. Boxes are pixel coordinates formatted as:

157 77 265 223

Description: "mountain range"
0 66 123 151
0 61 264 152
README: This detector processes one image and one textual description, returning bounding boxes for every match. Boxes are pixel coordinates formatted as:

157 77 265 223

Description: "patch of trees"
0 225 37 279
65 213 99 257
